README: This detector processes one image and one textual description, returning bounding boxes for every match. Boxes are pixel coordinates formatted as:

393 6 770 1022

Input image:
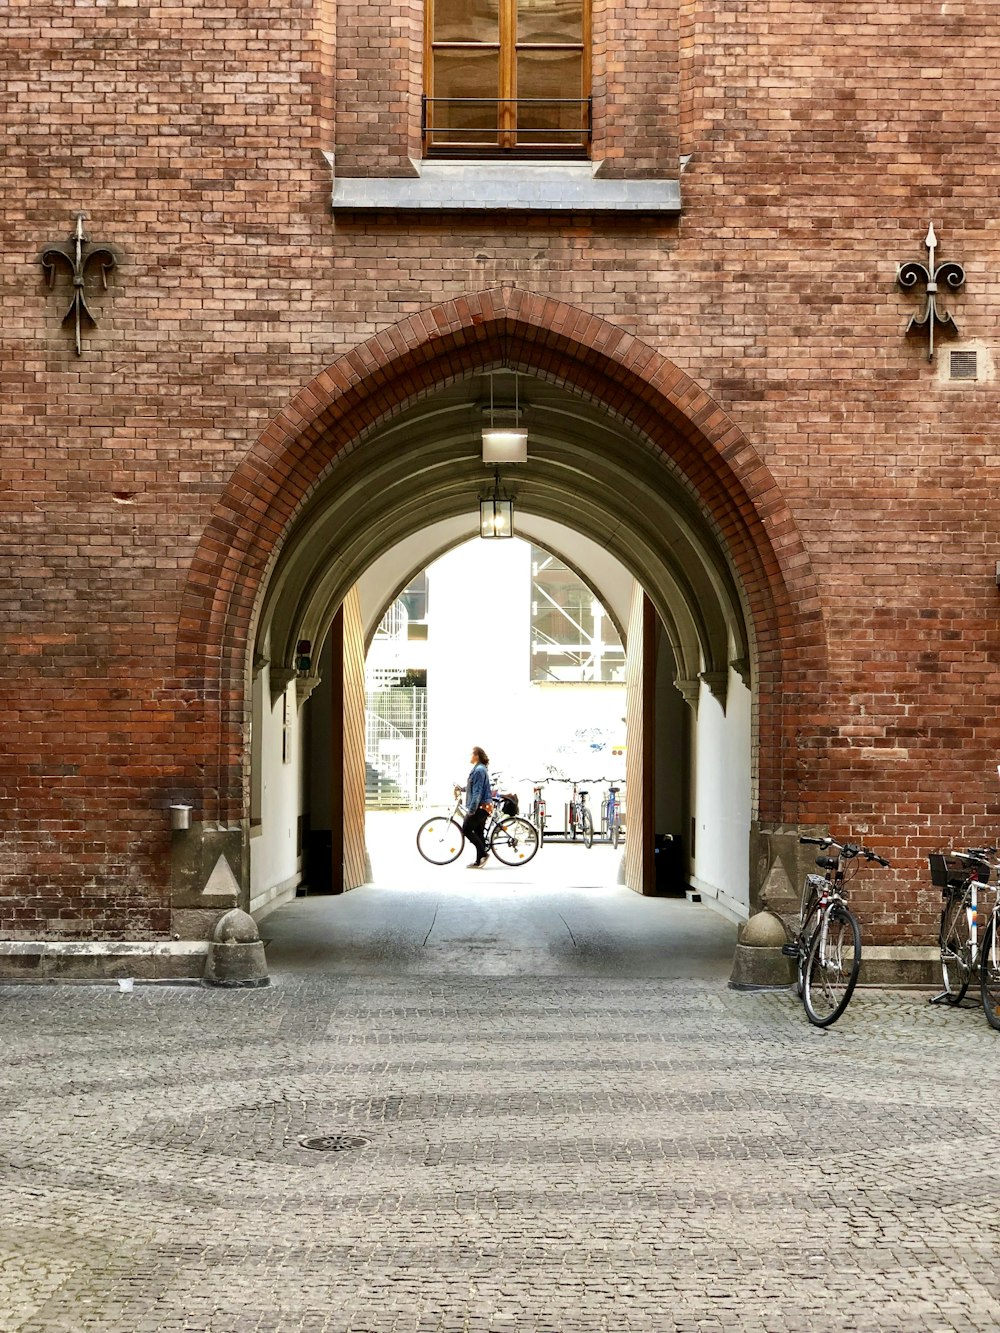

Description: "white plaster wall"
250 667 304 906
689 663 751 921
425 539 531 799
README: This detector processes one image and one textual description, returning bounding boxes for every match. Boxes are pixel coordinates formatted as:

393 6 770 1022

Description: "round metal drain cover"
298 1133 370 1153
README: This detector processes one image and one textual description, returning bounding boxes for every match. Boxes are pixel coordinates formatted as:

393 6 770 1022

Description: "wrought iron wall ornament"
896 223 965 362
40 213 117 355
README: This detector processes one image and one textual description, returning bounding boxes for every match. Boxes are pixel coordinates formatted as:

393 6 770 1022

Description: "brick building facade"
2 1 999 975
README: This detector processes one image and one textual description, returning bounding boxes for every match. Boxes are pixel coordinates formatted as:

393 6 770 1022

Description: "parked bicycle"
930 848 995 1007
416 786 540 867
601 784 623 849
782 833 891 1027
566 781 593 847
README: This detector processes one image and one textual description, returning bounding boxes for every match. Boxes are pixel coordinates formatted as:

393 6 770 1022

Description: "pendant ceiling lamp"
480 467 513 539
482 371 528 463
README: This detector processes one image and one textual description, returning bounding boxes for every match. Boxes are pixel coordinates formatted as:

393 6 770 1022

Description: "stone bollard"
728 909 794 990
203 909 270 989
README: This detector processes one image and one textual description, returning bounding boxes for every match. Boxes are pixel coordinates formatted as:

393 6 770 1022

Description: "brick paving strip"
2 978 999 1332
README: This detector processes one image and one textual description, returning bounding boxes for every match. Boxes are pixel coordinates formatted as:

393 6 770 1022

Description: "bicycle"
566 781 593 848
416 787 540 867
782 833 891 1027
929 848 995 1007
602 784 623 849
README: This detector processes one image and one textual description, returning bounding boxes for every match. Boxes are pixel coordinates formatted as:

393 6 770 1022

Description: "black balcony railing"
422 96 592 157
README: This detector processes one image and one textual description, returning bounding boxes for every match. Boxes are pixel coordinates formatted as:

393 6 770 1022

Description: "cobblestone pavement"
5 966 1000 1333
2 845 999 1333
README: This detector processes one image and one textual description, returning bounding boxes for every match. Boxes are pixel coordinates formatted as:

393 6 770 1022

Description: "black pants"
462 808 488 862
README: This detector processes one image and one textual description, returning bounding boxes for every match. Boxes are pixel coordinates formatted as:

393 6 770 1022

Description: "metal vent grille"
298 1134 370 1153
950 350 978 380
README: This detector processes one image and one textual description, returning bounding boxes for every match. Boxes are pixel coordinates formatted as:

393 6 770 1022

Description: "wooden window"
424 0 591 157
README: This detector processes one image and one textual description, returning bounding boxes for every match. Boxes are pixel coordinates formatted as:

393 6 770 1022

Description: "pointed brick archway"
177 288 822 848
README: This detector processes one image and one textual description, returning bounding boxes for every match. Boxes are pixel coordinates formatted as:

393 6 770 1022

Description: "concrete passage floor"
263 811 738 981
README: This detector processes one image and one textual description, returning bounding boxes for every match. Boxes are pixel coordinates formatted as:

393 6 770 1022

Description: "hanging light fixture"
482 371 528 463
480 467 513 539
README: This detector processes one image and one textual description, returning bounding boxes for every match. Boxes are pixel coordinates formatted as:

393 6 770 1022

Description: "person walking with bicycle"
464 746 492 869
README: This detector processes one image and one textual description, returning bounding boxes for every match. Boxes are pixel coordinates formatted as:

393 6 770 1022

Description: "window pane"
517 0 583 45
516 49 584 143
529 546 624 684
434 0 500 44
431 51 500 144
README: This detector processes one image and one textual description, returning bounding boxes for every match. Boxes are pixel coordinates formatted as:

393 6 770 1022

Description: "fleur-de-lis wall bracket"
896 223 965 363
40 213 117 356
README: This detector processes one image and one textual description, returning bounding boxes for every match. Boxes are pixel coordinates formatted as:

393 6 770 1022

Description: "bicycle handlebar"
799 834 890 867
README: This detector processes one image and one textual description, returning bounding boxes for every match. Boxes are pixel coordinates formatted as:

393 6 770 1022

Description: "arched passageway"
176 289 821 942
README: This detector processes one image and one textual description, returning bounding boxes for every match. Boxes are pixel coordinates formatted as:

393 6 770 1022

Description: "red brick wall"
2 1 1000 944
334 0 421 174
593 0 679 175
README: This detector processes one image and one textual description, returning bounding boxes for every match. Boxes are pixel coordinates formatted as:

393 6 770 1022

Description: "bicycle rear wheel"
610 813 621 850
803 906 861 1027
938 890 972 1005
582 808 594 848
416 817 465 865
980 912 1000 1031
490 816 540 866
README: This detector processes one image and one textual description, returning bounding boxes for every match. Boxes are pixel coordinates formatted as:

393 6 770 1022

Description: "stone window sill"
328 157 680 214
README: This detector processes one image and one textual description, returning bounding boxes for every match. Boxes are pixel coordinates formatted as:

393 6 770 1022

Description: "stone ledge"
0 940 209 983
331 158 682 213
857 945 938 988
731 943 941 992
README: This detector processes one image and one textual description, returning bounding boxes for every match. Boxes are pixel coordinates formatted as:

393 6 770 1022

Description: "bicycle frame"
438 791 503 842
531 782 547 836
602 788 617 833
802 875 846 953
566 782 584 834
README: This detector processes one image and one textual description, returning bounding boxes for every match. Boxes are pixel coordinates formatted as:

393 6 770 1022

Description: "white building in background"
366 537 626 814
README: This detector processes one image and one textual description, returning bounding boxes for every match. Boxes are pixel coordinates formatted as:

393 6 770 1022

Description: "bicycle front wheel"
980 912 1000 1031
795 877 823 997
416 817 465 865
490 816 540 867
582 808 594 848
939 890 972 1005
803 906 861 1027
795 902 822 998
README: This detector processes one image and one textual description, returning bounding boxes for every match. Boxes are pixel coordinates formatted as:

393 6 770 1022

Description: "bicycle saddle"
815 855 838 870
